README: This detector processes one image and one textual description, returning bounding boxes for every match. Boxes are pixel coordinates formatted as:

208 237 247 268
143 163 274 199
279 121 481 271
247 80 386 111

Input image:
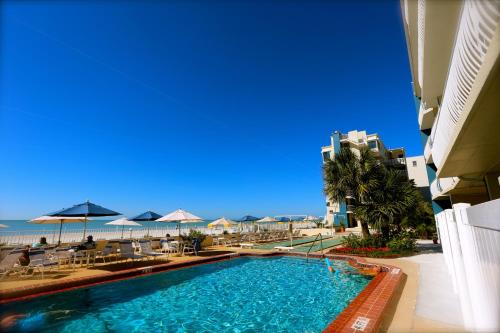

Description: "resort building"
401 0 500 331
321 130 429 227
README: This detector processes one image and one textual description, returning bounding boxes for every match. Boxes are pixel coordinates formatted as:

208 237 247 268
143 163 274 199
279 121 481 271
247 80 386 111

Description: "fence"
435 199 500 332
0 222 316 245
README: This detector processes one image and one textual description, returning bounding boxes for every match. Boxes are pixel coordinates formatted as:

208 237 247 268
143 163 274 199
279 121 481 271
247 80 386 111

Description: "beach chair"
52 247 75 269
118 240 145 262
181 242 196 256
138 240 165 260
95 245 116 263
161 240 180 254
0 249 25 280
25 249 59 279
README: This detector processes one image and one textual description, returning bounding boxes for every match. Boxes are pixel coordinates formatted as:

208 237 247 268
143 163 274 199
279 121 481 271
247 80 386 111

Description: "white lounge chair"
138 240 165 260
25 249 59 279
161 240 179 254
118 240 146 262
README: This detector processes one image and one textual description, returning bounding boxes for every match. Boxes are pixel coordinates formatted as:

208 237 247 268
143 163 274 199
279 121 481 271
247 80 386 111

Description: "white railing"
430 1 500 169
0 222 317 245
436 199 500 332
424 135 432 163
418 101 435 130
430 176 459 198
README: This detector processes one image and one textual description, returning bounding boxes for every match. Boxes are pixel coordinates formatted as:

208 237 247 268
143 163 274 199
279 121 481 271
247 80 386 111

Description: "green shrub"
182 230 207 248
387 232 416 252
342 233 386 248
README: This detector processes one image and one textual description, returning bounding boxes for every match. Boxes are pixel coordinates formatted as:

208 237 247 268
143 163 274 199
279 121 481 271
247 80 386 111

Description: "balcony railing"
424 135 433 163
430 176 459 198
430 1 500 169
385 158 407 167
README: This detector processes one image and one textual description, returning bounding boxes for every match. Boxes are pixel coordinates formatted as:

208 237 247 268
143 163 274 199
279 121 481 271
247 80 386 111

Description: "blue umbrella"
238 215 260 222
48 201 120 240
238 215 260 233
130 211 162 221
130 211 162 236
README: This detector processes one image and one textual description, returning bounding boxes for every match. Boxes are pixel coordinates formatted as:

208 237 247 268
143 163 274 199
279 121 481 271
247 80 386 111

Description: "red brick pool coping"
0 252 404 333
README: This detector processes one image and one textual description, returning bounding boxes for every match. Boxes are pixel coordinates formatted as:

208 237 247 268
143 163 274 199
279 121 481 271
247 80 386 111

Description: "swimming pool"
2 256 372 333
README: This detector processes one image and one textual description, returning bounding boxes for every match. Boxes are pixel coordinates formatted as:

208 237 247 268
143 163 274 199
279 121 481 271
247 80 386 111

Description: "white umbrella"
29 215 87 245
303 215 319 221
106 218 142 239
255 216 277 232
156 209 203 236
208 217 237 229
256 216 277 223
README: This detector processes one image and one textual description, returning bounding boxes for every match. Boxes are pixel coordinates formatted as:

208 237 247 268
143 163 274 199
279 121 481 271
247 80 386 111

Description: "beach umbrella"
255 216 277 232
29 216 87 245
238 215 260 232
130 211 162 236
0 224 8 228
208 217 237 229
48 201 121 240
156 209 203 237
256 216 277 223
106 218 142 239
238 215 260 222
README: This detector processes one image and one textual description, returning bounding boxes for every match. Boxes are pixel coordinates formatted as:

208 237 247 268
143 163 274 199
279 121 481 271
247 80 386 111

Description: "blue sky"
0 1 420 220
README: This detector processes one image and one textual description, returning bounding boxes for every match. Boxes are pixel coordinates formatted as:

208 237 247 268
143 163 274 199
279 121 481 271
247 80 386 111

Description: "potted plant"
432 233 438 244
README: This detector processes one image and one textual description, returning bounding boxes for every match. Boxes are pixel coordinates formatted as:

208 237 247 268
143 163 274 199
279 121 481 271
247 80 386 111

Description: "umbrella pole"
121 225 125 239
178 222 181 238
58 221 63 246
83 215 88 241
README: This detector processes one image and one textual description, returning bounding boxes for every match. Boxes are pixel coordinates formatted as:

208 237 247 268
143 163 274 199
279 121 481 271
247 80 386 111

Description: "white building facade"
401 0 500 331
321 130 427 227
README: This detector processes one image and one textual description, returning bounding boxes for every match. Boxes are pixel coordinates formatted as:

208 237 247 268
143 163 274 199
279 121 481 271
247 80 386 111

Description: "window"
322 152 330 162
368 140 377 149
412 161 417 167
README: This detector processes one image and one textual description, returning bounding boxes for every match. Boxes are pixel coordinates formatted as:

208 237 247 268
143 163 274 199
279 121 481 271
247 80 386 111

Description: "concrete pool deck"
366 253 466 333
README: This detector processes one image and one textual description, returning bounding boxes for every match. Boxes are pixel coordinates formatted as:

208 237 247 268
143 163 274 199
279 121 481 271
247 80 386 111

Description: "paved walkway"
367 251 466 332
405 253 464 327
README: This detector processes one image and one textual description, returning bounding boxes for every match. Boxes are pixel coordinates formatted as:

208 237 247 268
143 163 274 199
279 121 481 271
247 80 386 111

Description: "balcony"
385 158 407 168
430 177 459 199
424 136 433 164
430 1 500 171
417 0 461 106
418 102 436 130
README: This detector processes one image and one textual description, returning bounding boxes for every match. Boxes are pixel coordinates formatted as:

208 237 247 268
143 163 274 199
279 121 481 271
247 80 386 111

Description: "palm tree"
323 147 381 237
355 168 418 239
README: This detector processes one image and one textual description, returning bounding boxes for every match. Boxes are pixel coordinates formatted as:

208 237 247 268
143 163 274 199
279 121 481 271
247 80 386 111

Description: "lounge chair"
118 240 145 262
138 240 165 260
52 247 75 269
182 242 196 256
95 245 116 263
0 249 24 280
25 249 59 279
161 240 179 254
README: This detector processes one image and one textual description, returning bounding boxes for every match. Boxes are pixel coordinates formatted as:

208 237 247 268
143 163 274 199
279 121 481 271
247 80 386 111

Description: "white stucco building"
401 0 500 331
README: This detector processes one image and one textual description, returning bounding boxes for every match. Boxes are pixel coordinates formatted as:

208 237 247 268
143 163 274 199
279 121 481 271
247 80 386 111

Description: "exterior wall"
436 199 500 332
406 156 429 187
406 155 431 202
403 3 500 330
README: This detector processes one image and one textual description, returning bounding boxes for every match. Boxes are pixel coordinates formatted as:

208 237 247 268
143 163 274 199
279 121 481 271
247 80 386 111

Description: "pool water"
2 256 372 333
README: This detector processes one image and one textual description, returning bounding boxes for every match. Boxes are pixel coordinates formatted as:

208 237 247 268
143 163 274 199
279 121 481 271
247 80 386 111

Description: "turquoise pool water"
2 257 371 333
